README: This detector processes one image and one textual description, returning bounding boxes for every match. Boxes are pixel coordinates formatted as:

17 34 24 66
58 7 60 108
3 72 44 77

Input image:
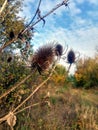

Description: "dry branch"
0 0 69 52
0 64 56 124
22 0 68 33
0 38 17 52
13 65 56 113
15 101 50 115
0 0 7 16
0 73 32 100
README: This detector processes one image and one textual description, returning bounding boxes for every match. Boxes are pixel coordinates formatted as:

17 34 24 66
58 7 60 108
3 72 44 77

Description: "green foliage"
51 65 68 85
0 52 32 111
0 0 34 55
0 53 29 89
0 0 23 39
74 55 98 88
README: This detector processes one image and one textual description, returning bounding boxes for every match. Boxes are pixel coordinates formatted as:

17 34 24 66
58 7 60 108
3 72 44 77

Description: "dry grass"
0 75 98 130
13 84 98 130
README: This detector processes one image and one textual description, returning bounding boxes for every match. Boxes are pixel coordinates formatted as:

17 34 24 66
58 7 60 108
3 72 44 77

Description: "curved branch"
26 0 42 28
0 0 69 52
22 0 68 33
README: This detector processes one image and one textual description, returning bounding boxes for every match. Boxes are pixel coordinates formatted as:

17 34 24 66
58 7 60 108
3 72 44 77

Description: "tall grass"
14 85 98 130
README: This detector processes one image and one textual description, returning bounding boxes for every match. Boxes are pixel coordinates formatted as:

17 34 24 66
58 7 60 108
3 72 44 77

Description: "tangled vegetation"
74 54 98 89
0 0 98 130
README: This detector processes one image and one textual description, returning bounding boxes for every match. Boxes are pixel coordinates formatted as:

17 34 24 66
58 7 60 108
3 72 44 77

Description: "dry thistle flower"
31 44 55 74
67 49 75 64
54 43 68 61
7 56 12 63
55 44 63 56
9 30 15 40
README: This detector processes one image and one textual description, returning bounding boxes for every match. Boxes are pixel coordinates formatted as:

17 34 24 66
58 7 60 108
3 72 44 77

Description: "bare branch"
0 65 56 124
13 64 56 113
22 0 69 33
0 73 32 100
37 9 46 27
26 0 42 28
0 0 8 16
15 101 50 115
67 64 72 73
0 0 69 52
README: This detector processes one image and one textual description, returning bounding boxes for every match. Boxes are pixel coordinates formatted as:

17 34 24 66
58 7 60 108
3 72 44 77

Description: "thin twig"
0 38 17 52
26 0 42 28
13 65 56 113
0 0 68 52
67 64 72 73
15 101 49 115
0 112 11 124
0 73 32 100
0 0 7 16
22 0 68 33
11 126 14 130
0 65 56 124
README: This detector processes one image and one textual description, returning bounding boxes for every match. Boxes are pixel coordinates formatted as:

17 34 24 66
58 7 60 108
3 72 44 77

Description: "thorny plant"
66 49 80 73
0 43 80 129
0 0 80 129
0 0 70 53
0 64 56 129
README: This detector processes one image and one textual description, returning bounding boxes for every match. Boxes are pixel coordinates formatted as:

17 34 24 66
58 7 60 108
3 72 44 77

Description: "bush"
74 55 98 89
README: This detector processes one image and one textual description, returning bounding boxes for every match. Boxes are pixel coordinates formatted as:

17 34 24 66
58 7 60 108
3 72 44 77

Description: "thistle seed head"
55 44 63 56
9 31 15 40
31 44 55 73
67 50 75 64
7 56 12 63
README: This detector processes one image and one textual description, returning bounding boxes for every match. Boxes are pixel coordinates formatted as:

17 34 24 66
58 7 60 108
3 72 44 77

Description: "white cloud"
87 10 98 20
74 0 98 6
69 1 82 15
19 0 98 58
32 24 98 57
88 0 98 5
74 0 85 4
18 0 37 20
17 0 98 74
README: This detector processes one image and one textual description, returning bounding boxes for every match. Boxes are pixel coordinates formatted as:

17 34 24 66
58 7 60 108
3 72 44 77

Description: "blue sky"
19 0 98 58
19 0 98 74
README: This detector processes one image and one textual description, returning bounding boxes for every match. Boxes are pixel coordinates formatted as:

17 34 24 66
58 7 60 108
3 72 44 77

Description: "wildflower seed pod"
55 44 63 56
67 49 75 64
9 31 15 40
7 56 12 63
7 112 16 127
31 44 55 74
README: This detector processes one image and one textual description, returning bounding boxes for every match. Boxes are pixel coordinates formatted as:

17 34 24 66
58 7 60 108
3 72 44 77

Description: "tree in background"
0 0 34 60
51 65 68 85
74 53 98 88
